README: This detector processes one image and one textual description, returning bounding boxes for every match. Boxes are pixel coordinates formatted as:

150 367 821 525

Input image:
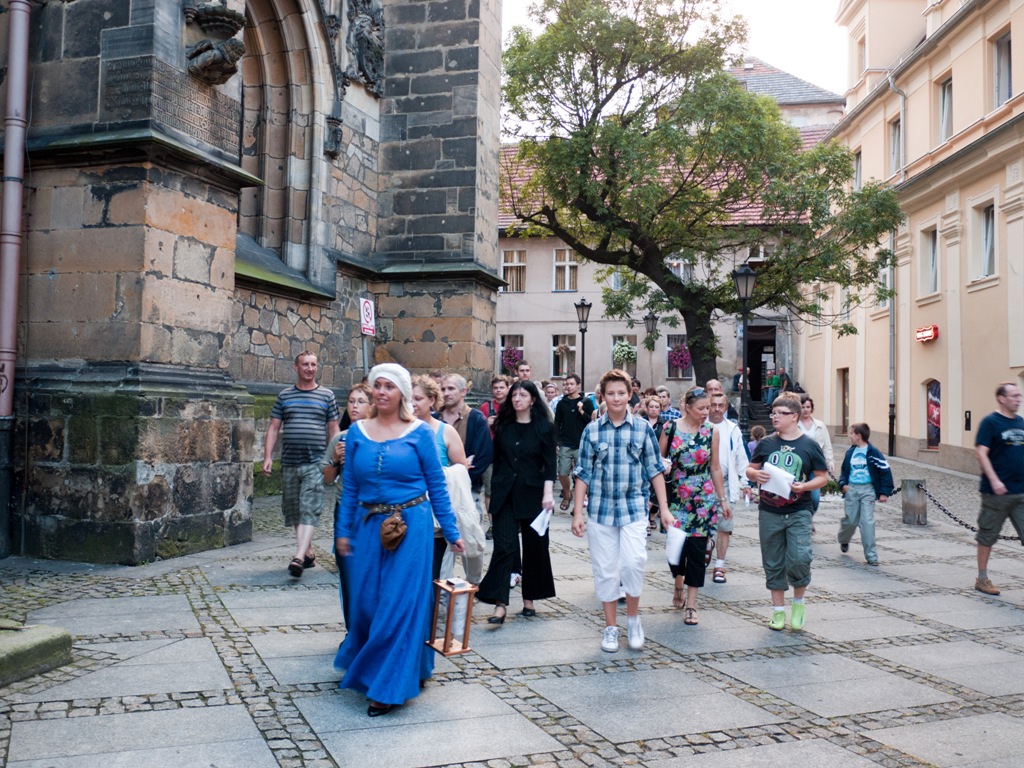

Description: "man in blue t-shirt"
974 382 1024 596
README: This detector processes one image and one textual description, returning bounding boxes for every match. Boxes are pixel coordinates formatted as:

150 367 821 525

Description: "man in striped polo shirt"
263 351 340 577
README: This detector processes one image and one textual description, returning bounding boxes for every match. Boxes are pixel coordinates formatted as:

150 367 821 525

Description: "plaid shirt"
659 406 682 423
574 411 665 526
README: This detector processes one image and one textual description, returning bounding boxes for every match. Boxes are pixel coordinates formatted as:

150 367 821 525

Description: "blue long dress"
333 419 460 706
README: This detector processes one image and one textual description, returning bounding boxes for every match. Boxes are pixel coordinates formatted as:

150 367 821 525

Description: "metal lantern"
427 578 479 657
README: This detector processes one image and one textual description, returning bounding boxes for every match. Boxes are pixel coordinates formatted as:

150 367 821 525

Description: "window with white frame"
551 334 577 378
939 77 953 142
499 334 524 373
553 248 578 291
853 151 863 192
667 258 694 283
610 334 638 376
666 334 693 379
878 262 892 309
922 228 939 295
977 203 996 278
501 250 525 292
995 31 1012 108
889 118 902 176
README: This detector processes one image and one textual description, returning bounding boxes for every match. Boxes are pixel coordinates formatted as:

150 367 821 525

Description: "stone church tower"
1 0 501 563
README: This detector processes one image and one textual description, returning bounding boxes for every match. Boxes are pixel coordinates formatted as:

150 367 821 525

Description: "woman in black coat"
477 380 557 624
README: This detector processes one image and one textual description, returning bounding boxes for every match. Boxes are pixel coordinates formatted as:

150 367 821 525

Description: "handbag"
379 510 407 551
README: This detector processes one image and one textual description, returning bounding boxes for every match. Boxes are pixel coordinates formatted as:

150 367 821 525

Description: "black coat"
489 419 557 520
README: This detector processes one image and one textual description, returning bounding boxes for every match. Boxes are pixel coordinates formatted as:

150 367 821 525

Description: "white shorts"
586 519 648 603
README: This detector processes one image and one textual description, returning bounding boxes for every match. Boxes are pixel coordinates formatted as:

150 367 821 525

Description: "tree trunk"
680 306 721 387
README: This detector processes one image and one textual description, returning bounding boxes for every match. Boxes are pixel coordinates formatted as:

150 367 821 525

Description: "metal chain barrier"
914 483 1020 542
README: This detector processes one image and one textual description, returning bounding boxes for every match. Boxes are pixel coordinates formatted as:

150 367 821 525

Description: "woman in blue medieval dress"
334 364 464 717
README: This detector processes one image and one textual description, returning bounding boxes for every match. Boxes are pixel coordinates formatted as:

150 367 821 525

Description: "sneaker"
840 542 849 553
601 625 620 653
976 577 1001 595
510 572 522 589
867 561 879 566
627 617 644 650
768 610 786 631
790 602 805 630
485 526 493 541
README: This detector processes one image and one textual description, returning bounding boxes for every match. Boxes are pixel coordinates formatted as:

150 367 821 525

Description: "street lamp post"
574 297 592 389
643 311 659 386
731 264 757 439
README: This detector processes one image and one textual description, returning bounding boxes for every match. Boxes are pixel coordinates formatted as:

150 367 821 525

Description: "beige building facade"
800 0 1024 472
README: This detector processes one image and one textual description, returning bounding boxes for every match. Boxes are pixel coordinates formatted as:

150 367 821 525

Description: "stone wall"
229 271 372 393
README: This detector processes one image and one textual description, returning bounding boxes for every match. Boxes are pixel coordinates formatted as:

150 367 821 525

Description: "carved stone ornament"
184 1 247 86
345 0 385 97
324 115 343 157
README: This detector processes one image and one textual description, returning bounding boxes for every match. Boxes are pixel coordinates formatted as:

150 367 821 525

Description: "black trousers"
669 535 709 588
477 512 555 606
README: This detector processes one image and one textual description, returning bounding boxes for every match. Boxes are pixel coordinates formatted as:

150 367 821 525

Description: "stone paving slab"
20 638 231 701
649 738 880 767
27 596 200 637
868 712 1024 766
7 705 276 768
297 682 563 768
528 667 785 742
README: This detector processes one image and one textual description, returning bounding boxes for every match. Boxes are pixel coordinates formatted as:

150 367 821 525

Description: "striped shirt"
270 385 340 465
574 411 665 526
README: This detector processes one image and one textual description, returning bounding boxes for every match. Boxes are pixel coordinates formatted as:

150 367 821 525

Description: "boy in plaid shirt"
573 369 671 652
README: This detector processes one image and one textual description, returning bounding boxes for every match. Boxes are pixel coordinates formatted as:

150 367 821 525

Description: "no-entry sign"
360 298 376 336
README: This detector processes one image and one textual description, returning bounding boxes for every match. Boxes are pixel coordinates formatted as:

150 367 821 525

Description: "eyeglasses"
770 410 796 417
684 387 707 403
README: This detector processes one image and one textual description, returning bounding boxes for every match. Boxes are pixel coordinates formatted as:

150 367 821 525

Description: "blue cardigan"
838 442 895 499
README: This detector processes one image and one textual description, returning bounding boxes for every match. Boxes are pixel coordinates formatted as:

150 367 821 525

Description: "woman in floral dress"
660 386 731 625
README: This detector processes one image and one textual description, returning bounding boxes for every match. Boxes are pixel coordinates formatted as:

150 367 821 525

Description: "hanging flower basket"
668 343 691 372
501 346 523 374
611 340 637 365
555 343 573 358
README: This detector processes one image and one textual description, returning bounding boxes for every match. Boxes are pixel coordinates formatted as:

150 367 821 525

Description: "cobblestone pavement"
3 458 1024 767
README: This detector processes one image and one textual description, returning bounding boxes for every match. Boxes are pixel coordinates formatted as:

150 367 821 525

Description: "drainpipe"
0 0 32 558
886 73 906 457
888 229 897 458
888 73 908 184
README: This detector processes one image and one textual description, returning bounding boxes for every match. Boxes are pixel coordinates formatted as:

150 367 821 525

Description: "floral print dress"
665 420 719 537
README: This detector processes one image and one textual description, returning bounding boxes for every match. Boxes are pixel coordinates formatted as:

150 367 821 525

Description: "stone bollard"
901 480 928 525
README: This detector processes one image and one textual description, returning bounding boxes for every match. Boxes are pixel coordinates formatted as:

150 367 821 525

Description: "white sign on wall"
360 298 376 336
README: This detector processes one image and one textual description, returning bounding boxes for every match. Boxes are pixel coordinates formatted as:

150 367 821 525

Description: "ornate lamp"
574 297 592 388
731 263 757 437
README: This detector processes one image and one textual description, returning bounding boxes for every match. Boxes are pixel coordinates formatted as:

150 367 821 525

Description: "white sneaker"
627 616 644 650
510 572 522 588
601 625 619 653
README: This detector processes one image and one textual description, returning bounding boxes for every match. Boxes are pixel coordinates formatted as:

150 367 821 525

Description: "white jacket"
714 419 750 502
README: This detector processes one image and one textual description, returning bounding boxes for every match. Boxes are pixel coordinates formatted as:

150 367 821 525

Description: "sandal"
288 557 304 577
684 607 698 626
712 567 726 583
672 586 685 609
302 554 316 569
560 499 571 511
704 537 715 567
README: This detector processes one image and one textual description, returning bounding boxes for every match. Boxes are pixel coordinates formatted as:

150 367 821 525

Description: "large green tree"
501 0 904 384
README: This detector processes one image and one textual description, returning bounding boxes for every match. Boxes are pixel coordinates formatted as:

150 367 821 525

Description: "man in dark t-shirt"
747 394 827 632
555 374 595 509
973 382 1024 596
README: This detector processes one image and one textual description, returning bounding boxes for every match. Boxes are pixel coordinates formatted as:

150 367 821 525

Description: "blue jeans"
763 387 778 404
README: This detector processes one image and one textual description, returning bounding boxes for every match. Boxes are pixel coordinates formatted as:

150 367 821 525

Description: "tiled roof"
799 124 832 150
729 56 843 106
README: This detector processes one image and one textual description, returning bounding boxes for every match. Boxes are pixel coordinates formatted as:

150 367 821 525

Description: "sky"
501 0 850 97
